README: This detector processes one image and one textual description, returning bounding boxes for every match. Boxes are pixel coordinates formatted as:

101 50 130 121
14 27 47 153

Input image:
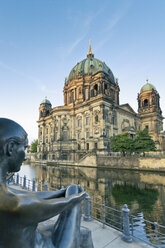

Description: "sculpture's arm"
14 191 86 224
8 186 65 199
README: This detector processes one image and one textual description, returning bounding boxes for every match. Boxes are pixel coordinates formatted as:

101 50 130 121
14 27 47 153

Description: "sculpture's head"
0 118 28 172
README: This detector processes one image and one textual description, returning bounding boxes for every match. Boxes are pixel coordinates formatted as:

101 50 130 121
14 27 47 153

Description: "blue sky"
0 0 165 142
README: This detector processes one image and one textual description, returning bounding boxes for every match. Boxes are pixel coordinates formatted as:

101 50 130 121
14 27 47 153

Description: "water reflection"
19 163 165 226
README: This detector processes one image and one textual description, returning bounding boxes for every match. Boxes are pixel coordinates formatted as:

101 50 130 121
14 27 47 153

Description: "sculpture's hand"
78 185 84 193
70 191 86 206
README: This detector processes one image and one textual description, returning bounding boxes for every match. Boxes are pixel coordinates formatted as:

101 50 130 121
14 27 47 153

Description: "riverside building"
37 43 165 160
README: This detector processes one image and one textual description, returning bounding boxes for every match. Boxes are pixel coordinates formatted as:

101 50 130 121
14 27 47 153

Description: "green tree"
134 129 156 155
110 133 134 156
30 139 38 153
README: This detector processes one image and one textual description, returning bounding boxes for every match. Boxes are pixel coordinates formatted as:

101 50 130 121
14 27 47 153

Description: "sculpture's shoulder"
0 187 18 211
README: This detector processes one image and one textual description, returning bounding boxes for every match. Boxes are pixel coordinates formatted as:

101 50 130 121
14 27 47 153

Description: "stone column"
58 116 61 140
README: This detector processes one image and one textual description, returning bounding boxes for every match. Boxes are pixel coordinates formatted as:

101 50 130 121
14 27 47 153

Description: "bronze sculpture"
0 118 92 248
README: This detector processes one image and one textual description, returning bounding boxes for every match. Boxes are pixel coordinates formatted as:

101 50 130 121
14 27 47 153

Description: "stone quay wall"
96 156 165 171
28 153 165 172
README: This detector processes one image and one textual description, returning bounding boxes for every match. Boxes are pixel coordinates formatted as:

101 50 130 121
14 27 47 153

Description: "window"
63 131 68 141
70 90 74 103
145 125 149 131
86 117 90 125
78 119 81 127
95 143 98 149
78 133 81 139
87 143 89 150
78 144 81 150
105 84 108 94
95 115 98 123
55 132 58 141
86 132 89 138
112 116 115 125
105 114 108 122
94 84 98 96
144 99 148 107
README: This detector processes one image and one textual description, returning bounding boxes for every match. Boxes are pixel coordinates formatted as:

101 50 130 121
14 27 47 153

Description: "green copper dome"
41 98 51 105
67 44 115 84
140 82 156 93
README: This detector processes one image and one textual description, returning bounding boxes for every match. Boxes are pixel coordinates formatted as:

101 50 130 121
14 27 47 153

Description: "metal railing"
11 174 57 192
89 200 122 231
97 152 165 158
10 174 165 247
83 195 165 247
130 214 165 247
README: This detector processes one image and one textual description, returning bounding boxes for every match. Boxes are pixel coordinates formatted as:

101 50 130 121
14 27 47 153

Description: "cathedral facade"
37 45 165 160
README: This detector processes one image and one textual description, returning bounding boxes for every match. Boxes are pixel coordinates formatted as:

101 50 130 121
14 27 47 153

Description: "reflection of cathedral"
37 43 165 160
32 164 164 225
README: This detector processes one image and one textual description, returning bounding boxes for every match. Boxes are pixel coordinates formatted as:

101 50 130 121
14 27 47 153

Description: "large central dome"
67 43 115 84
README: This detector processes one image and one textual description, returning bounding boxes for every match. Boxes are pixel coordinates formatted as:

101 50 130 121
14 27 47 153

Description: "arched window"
105 84 108 94
78 119 81 127
62 131 68 141
94 84 98 96
86 117 90 125
145 125 149 131
70 90 74 103
144 99 149 107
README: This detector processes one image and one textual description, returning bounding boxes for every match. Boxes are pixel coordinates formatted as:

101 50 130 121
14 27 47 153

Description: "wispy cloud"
95 0 134 51
104 0 133 32
104 14 123 32
67 34 87 56
94 37 111 53
83 7 105 28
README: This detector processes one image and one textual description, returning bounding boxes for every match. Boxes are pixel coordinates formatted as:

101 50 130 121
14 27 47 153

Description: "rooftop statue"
0 118 93 248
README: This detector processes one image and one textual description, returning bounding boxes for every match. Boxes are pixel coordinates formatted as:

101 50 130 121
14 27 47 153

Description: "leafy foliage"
111 183 158 213
30 139 38 153
110 129 156 156
134 129 156 154
110 133 134 156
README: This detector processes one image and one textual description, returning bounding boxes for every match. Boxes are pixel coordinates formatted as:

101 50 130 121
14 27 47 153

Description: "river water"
19 163 165 226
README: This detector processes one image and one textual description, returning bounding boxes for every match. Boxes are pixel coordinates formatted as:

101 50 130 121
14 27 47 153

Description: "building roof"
66 42 115 84
140 82 156 93
40 98 51 105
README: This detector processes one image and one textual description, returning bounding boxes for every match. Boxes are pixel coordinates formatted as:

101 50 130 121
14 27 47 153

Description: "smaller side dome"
40 97 51 105
140 80 156 93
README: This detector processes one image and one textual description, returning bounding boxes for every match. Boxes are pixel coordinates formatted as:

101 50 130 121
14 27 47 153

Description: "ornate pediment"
119 104 136 114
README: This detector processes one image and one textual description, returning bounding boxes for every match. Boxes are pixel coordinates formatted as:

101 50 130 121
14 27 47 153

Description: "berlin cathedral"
37 43 165 160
